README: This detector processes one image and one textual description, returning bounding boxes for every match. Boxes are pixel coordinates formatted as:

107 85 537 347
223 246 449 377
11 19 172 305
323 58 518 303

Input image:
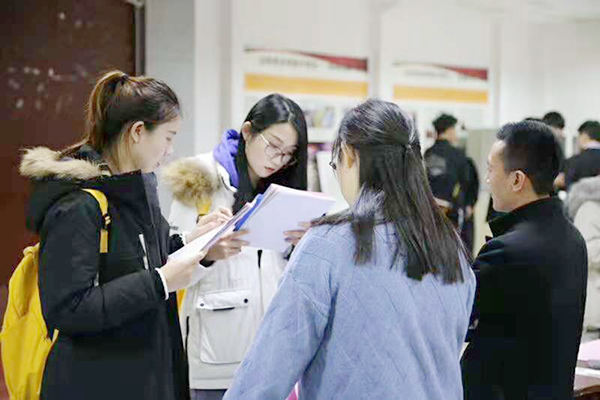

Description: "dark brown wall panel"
0 0 135 285
0 2 136 395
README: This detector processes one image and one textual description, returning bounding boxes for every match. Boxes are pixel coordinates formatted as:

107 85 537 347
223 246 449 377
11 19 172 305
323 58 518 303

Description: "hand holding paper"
160 209 233 291
160 248 208 292
169 184 336 261
284 222 312 246
205 230 250 261
185 207 232 244
236 185 335 252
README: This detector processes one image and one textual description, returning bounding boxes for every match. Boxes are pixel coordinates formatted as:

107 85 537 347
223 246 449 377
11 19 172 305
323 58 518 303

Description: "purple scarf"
213 129 240 188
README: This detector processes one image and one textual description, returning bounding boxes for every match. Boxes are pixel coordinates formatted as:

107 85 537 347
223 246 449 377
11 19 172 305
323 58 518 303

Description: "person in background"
567 175 600 341
164 94 309 400
542 111 569 193
555 120 600 190
462 120 587 399
524 117 543 123
225 99 475 400
462 157 480 254
424 113 470 230
20 70 228 400
542 110 566 146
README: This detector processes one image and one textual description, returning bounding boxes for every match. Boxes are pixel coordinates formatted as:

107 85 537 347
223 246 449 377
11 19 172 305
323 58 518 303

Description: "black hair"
524 117 542 123
542 111 565 129
233 94 308 212
578 120 600 142
497 121 563 195
315 99 467 284
433 114 458 136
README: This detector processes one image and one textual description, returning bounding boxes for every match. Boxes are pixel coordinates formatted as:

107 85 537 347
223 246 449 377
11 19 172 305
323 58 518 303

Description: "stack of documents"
169 184 336 260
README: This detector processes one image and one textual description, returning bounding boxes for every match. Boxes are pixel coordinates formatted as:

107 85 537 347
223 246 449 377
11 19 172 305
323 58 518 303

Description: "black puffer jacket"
20 145 189 400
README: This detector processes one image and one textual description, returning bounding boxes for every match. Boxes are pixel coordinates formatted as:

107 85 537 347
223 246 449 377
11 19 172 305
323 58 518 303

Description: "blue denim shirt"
225 222 476 400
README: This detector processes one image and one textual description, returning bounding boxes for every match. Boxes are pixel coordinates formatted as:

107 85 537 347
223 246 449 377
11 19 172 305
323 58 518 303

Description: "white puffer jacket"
163 152 287 389
568 176 600 331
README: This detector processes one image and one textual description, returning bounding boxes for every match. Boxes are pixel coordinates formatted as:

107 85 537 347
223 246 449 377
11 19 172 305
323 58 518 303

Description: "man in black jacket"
425 114 470 228
556 120 600 190
461 121 588 399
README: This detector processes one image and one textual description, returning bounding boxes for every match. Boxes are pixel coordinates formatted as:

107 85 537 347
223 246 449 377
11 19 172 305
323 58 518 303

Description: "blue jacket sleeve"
224 228 335 399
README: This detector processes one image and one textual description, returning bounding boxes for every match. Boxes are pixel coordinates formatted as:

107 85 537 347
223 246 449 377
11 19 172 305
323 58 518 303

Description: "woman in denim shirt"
225 99 476 400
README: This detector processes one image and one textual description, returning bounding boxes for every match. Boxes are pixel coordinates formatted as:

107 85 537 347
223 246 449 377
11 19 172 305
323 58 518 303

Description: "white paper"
169 185 336 258
168 226 223 262
167 200 258 262
576 367 600 378
579 339 600 362
241 185 336 252
315 150 349 213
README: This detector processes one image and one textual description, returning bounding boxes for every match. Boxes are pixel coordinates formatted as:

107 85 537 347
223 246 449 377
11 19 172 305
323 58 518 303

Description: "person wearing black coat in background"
424 114 470 228
461 157 480 254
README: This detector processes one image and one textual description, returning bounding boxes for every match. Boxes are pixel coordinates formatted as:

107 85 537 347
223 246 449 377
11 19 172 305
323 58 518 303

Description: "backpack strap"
81 189 110 253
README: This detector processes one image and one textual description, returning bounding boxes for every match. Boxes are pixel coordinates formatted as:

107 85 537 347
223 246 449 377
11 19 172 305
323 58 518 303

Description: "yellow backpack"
0 189 109 400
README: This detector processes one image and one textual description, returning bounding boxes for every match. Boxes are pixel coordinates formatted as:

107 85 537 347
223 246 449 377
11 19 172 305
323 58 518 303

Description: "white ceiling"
457 0 600 22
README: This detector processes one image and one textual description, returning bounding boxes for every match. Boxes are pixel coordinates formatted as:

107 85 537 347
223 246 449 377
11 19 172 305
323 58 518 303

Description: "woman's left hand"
284 222 311 247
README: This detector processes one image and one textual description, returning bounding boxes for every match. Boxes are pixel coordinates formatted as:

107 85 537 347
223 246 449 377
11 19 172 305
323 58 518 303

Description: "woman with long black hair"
164 94 308 400
224 99 476 400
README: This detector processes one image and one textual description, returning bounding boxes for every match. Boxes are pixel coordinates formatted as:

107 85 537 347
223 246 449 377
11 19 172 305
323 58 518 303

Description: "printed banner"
244 48 369 143
392 62 492 149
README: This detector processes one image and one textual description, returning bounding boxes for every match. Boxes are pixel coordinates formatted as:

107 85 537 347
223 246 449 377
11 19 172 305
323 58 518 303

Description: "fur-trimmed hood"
162 153 232 209
20 146 109 181
567 176 600 219
20 145 112 232
20 145 159 234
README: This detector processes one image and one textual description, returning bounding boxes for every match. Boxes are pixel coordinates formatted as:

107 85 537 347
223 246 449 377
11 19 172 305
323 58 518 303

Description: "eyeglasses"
259 134 297 166
329 160 339 179
329 160 337 172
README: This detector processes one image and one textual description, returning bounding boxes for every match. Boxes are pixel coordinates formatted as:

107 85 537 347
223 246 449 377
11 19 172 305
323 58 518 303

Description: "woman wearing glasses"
164 94 308 400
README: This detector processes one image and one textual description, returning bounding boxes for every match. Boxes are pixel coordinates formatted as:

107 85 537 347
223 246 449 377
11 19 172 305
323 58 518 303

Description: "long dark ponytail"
315 99 468 283
233 94 308 212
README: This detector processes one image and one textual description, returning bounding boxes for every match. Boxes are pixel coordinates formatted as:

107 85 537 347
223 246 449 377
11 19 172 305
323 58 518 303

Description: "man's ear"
512 170 528 192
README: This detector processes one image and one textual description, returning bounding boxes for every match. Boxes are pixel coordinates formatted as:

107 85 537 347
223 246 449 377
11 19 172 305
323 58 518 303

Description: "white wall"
146 0 600 211
380 0 494 96
229 0 372 127
379 0 496 146
194 0 230 155
496 19 546 125
147 0 600 141
497 19 600 156
236 0 370 58
147 0 225 211
146 0 196 160
379 0 600 129
539 21 600 134
497 19 600 127
146 0 196 210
